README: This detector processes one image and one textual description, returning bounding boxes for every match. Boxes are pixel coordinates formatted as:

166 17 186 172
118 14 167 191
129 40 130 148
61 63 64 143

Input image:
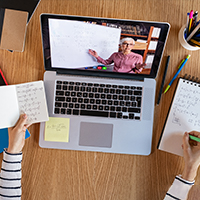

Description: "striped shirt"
164 175 195 200
0 150 22 200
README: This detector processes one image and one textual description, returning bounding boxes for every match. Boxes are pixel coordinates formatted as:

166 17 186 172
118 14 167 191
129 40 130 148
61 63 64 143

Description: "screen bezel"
40 14 170 80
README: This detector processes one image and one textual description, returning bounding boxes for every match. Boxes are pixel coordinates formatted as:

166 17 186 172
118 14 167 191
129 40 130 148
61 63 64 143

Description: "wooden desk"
0 0 200 199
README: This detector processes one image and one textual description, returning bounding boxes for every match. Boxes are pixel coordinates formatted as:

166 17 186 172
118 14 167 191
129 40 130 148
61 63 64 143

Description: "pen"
188 10 194 35
189 135 200 143
164 55 191 94
186 22 200 41
156 56 170 105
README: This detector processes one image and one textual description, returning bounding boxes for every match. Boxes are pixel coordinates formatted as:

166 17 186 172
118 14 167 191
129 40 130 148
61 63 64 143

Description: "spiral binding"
182 74 200 86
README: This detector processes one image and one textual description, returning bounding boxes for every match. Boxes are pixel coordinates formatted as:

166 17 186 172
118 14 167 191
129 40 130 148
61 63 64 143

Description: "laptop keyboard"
54 80 143 120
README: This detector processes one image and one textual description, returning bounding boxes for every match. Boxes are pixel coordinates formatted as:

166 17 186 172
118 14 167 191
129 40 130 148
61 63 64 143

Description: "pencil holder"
178 25 199 51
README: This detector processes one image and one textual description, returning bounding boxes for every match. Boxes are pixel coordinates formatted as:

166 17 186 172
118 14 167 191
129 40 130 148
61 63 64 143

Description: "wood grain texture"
0 0 200 199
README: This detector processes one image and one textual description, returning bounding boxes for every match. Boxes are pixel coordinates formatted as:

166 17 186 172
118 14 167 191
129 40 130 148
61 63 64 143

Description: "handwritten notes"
49 19 121 68
44 117 70 142
159 78 200 156
15 81 49 124
0 81 49 129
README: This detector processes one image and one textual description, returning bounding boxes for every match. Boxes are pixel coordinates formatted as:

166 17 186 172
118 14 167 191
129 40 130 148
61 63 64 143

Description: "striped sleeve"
0 150 22 200
163 175 195 200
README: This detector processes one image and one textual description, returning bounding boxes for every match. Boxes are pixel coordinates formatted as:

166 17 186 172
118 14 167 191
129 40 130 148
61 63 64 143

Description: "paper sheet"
159 78 200 156
45 117 70 142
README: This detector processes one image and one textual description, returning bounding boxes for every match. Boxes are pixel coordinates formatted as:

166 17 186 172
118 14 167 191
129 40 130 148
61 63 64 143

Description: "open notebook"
158 77 200 156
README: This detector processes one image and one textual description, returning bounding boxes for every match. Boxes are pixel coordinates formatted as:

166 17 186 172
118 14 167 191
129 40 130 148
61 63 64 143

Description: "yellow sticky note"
45 117 70 142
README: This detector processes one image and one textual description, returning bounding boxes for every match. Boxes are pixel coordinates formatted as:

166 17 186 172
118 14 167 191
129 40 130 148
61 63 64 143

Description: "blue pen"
164 55 191 93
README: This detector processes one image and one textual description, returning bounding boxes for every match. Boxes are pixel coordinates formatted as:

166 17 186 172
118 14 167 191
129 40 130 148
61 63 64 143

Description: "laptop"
39 14 170 155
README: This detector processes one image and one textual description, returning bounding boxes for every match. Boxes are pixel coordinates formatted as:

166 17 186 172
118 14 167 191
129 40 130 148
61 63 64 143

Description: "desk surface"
0 0 200 199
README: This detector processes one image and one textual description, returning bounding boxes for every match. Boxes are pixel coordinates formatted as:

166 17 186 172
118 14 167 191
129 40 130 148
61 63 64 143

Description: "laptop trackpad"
79 122 113 148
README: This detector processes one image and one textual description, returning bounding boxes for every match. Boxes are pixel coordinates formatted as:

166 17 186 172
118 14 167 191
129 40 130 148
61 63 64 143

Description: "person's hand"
7 114 31 154
182 131 200 181
135 63 146 71
88 49 98 58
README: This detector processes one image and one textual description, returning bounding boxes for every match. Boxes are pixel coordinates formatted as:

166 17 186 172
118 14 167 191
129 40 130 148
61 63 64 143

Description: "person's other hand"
182 131 200 181
7 114 31 154
135 63 146 71
88 49 98 58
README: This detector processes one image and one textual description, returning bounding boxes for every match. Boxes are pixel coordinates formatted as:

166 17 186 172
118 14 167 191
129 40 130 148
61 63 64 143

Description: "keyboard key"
99 105 103 110
54 108 60 114
129 114 134 119
77 92 82 97
80 87 85 91
93 105 97 110
102 100 107 104
61 109 66 114
131 86 136 89
110 89 115 94
122 107 127 112
137 87 142 90
122 90 127 95
108 100 113 105
98 88 103 93
80 110 108 117
65 91 70 96
66 97 71 102
96 99 101 104
104 106 109 110
128 90 133 95
123 115 128 119
69 103 73 108
83 93 88 97
110 106 115 111
107 94 111 99
131 102 137 107
89 93 94 98
75 86 79 91
69 82 74 85
75 104 79 108
86 87 92 92
124 96 129 101
116 107 121 111
71 92 76 96
125 86 129 89
92 88 97 92
56 91 64 96
82 82 87 86
69 86 73 90
125 102 130 107
55 97 65 101
63 81 68 84
100 84 105 87
57 81 62 84
119 95 123 100
81 104 85 109
118 85 123 88
84 99 89 103
104 88 109 93
114 101 118 105
110 112 116 118
87 105 91 109
75 82 81 85
95 94 100 98
130 96 135 101
106 84 111 88
94 83 99 87
135 116 140 120
63 85 68 90
63 103 68 108
116 89 121 94
128 108 141 113
72 98 77 102
134 91 142 96
55 102 62 107
56 85 61 89
73 109 79 115
78 98 83 103
88 83 93 86
101 94 106 99
113 95 117 99
117 112 122 118
90 99 95 104
112 85 117 88
67 109 72 115
136 97 142 107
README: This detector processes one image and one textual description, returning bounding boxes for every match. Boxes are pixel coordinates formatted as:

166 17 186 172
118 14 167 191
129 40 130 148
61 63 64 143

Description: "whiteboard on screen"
49 19 121 69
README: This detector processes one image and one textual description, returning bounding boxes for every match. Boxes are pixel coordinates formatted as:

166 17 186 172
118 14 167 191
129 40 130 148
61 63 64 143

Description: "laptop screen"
41 14 170 79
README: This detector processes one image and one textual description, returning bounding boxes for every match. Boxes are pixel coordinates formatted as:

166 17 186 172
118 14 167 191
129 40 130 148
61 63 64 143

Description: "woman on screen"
89 37 146 73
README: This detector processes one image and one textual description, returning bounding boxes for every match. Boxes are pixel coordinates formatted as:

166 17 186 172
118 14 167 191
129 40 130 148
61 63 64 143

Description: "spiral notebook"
158 76 200 156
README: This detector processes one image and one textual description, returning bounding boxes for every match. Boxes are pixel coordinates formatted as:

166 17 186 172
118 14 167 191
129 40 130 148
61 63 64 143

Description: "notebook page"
159 78 200 156
15 81 49 124
0 85 19 128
